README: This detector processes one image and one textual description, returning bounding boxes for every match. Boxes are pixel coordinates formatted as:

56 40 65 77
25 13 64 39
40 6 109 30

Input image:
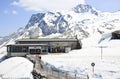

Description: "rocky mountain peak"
25 13 45 28
73 4 98 15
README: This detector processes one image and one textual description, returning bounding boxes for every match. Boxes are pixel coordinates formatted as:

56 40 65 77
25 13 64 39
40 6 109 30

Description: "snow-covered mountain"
24 4 99 38
73 4 98 15
1 4 120 47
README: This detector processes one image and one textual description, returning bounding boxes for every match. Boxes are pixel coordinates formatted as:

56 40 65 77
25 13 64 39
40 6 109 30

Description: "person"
87 75 89 79
36 54 41 59
36 54 43 69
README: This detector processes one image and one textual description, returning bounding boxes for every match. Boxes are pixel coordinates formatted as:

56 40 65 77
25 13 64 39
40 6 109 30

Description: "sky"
0 0 120 36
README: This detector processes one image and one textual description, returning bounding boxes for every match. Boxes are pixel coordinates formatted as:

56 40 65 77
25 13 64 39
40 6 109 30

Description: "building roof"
112 30 120 34
16 38 78 42
7 44 48 46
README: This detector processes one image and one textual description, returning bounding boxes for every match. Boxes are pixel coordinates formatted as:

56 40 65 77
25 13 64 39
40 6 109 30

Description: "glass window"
22 46 28 52
30 49 36 54
36 49 41 54
7 46 10 52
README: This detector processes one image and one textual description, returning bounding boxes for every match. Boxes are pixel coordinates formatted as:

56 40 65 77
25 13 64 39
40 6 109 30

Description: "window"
36 49 41 53
9 46 28 53
29 49 41 54
22 46 28 52
30 49 36 54
7 46 10 52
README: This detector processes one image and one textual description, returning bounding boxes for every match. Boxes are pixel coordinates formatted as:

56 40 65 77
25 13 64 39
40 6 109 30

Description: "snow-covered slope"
42 36 120 79
0 57 33 79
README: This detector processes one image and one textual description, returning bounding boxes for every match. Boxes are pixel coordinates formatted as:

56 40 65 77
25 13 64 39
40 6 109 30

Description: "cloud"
3 10 18 15
12 10 18 14
12 0 85 11
3 10 9 14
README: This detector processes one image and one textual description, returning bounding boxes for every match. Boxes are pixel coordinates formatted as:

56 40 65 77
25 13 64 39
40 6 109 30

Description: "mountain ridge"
0 4 120 47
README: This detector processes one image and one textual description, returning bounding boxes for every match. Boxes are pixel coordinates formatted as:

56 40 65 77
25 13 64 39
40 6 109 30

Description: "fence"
27 55 89 79
40 61 88 79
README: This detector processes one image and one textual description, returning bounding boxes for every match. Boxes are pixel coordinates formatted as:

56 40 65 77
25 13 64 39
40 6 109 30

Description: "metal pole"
101 46 103 60
75 73 77 79
91 62 95 77
92 67 94 74
66 72 68 79
87 75 89 79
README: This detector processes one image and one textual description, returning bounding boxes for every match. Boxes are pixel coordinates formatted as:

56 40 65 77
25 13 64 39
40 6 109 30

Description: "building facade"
7 38 82 57
112 30 120 39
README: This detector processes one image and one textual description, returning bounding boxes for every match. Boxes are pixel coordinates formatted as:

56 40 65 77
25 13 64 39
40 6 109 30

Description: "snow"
0 30 120 79
0 33 120 79
0 3 120 79
42 48 120 79
41 36 120 79
0 57 33 79
0 47 7 62
0 47 7 58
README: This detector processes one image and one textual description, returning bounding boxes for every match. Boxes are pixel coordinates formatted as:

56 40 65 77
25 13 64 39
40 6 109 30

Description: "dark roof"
112 30 120 34
7 44 48 46
16 38 78 42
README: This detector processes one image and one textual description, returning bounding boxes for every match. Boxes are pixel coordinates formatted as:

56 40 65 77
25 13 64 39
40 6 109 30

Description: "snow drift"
0 57 33 79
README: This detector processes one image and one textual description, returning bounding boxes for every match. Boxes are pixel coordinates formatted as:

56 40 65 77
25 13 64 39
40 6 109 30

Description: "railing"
41 61 88 79
27 55 89 79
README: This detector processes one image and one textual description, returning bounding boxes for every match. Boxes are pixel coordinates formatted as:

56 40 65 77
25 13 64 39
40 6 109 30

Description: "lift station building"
7 38 82 56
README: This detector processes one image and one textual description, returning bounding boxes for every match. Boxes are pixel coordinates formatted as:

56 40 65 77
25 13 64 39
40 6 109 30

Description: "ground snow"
0 57 33 79
42 47 120 79
0 33 120 79
42 36 120 79
0 47 7 61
